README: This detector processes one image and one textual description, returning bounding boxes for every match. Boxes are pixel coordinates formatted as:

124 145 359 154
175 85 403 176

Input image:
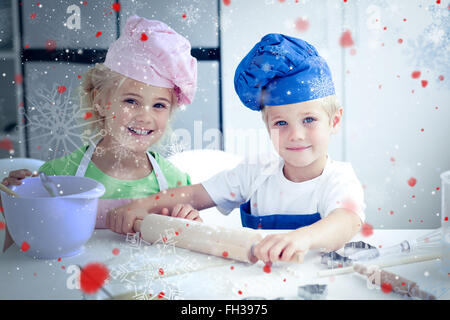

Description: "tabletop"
0 225 449 300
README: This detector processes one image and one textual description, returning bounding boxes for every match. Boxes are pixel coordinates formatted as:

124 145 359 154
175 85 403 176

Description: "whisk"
348 228 443 261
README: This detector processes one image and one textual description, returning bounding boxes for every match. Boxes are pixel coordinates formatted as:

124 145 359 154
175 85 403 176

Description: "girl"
1 16 201 251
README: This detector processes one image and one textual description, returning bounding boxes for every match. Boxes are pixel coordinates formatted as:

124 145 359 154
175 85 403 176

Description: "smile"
127 127 153 136
286 146 311 151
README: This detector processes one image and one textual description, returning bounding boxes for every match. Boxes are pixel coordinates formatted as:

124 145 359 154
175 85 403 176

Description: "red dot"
181 13 187 19
223 0 231 5
57 257 61 262
421 80 428 88
444 217 448 221
294 17 309 33
21 241 30 252
158 291 165 299
112 248 120 256
0 221 5 230
361 223 373 237
438 75 444 81
83 112 93 120
411 71 421 79
408 177 417 187
140 32 148 41
96 31 102 38
80 263 109 294
112 3 121 12
237 290 243 295
381 282 393 293
222 251 229 258
57 85 66 94
398 38 403 44
390 210 394 215
155 195 160 200
230 266 234 270
263 263 271 273
339 30 354 48
158 268 164 276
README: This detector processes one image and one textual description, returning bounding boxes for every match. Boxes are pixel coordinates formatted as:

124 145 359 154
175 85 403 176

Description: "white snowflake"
22 83 103 165
404 3 449 84
170 2 202 27
307 71 335 100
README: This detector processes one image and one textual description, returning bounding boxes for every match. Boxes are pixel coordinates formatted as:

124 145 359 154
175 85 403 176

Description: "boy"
108 34 366 264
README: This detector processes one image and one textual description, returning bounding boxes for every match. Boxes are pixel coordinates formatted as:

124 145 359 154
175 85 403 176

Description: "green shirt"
38 145 191 199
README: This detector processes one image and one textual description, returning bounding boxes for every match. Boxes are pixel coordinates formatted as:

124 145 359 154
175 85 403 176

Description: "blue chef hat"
234 34 336 111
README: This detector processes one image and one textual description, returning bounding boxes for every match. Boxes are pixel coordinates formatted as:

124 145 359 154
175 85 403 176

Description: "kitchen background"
0 0 448 234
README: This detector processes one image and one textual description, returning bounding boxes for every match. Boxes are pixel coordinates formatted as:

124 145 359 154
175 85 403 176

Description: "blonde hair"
79 63 128 133
261 94 341 125
78 63 178 149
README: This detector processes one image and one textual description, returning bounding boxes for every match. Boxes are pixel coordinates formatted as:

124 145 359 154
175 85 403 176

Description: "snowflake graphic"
170 2 202 27
404 3 449 85
307 71 335 100
22 83 104 165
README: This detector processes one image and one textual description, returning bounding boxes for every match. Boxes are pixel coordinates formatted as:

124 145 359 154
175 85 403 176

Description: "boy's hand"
2 169 38 186
252 229 312 264
162 204 203 222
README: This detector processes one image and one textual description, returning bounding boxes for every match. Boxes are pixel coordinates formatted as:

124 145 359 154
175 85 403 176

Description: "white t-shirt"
202 155 366 222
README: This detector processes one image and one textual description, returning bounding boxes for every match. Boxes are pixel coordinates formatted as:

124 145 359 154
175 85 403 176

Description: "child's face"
265 99 341 169
98 78 173 152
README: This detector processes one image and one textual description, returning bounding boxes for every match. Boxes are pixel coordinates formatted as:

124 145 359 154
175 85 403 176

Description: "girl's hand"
107 203 149 235
162 204 203 222
252 229 312 264
107 202 203 235
2 169 38 186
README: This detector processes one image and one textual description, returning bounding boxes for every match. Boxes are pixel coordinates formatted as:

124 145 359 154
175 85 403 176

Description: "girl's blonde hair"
79 63 128 133
78 63 178 151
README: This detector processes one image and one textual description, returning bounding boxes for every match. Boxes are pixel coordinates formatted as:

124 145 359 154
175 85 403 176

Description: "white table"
0 227 448 300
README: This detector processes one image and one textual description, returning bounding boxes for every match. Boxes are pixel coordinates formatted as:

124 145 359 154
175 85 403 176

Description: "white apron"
75 143 169 228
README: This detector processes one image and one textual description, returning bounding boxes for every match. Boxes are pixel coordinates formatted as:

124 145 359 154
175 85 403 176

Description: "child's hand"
107 205 149 235
252 229 312 264
162 204 203 222
2 169 38 186
107 203 202 235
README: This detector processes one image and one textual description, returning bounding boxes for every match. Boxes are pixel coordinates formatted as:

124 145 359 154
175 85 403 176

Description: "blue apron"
240 200 321 229
238 162 325 229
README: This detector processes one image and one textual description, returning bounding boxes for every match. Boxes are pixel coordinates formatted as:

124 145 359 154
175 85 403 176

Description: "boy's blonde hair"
260 94 341 126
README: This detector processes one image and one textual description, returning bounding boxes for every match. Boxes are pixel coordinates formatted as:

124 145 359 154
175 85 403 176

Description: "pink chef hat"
104 15 197 105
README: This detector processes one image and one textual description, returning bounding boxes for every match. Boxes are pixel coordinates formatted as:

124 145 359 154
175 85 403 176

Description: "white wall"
220 0 450 229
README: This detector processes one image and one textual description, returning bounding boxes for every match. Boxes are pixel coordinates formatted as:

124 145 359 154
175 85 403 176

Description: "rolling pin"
134 213 263 263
